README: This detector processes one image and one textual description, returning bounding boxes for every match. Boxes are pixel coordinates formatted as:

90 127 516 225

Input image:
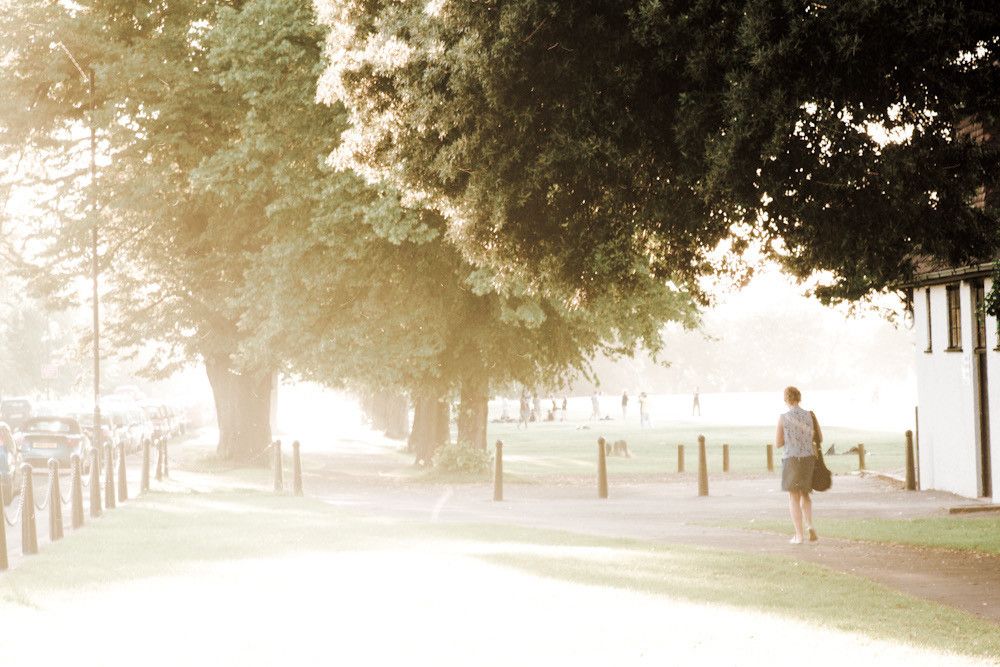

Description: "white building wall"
912 282 981 498
985 277 1000 502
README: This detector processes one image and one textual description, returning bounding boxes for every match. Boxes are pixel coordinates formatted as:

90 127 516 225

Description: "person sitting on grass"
775 385 821 545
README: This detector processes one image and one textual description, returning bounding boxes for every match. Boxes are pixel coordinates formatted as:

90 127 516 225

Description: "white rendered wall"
912 282 981 498
984 277 1000 502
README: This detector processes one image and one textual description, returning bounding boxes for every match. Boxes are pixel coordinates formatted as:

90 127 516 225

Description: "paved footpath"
295 433 1000 623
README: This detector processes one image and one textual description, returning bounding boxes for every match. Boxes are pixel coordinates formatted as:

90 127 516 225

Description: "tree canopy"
320 0 999 303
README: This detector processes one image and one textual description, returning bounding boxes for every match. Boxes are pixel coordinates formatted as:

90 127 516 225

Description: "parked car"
16 416 92 469
142 402 172 441
0 397 34 431
0 422 21 506
76 411 121 451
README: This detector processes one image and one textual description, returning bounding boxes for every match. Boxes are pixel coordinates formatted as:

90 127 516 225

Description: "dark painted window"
925 288 932 352
946 284 962 350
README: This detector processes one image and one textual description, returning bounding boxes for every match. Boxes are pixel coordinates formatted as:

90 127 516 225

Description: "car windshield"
23 418 77 434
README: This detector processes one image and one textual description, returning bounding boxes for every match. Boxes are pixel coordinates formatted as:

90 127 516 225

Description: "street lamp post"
57 42 101 447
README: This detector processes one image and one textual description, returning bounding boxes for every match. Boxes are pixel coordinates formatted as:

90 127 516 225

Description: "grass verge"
720 515 1000 555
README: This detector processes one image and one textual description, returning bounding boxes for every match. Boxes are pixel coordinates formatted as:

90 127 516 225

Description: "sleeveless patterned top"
781 406 815 459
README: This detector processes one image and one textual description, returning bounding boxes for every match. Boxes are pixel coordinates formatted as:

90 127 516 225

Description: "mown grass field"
1 486 997 663
726 515 1000 555
485 418 906 479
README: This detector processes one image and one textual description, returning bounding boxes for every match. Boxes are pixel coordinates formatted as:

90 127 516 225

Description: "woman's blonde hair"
784 386 802 404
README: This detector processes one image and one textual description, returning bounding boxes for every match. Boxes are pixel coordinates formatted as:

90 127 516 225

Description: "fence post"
71 454 84 529
292 440 303 497
104 444 116 510
89 448 101 518
493 440 503 502
0 490 7 570
21 464 37 555
722 443 730 473
48 459 64 542
904 430 916 491
677 444 685 473
141 439 150 493
597 437 608 499
273 440 283 494
155 439 164 482
117 443 128 502
697 435 708 497
766 444 774 472
857 443 866 471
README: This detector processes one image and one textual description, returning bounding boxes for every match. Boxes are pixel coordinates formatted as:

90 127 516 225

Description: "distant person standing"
639 392 650 427
590 391 601 420
692 387 701 417
621 390 629 420
518 394 530 429
776 386 821 545
561 396 568 421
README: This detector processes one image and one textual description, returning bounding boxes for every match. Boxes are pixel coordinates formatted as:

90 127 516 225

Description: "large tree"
319 0 999 304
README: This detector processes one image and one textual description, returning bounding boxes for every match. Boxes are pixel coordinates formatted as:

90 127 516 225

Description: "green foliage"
321 0 999 304
431 439 493 474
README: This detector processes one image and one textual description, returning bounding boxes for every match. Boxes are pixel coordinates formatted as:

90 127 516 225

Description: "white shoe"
789 536 803 545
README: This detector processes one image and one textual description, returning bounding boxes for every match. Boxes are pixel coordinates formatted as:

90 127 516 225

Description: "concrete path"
294 431 1000 624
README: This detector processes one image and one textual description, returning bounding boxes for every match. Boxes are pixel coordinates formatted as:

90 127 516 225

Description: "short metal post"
89 448 101 518
858 443 866 471
292 440 303 497
722 443 730 473
117 443 128 502
273 440 283 494
493 440 503 502
904 430 916 491
21 464 37 555
48 459 63 541
70 454 84 529
766 444 774 472
104 444 116 509
141 439 150 493
677 444 685 472
697 435 708 496
597 437 608 499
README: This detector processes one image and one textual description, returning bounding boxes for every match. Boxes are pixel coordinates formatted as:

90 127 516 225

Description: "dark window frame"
946 284 962 351
972 280 987 351
924 288 933 353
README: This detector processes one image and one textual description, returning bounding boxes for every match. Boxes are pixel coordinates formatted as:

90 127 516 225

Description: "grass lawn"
1 481 997 664
486 419 906 478
725 515 1000 555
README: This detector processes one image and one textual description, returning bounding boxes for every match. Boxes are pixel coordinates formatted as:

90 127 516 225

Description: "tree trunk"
457 375 489 450
408 390 449 466
382 392 410 441
205 354 273 463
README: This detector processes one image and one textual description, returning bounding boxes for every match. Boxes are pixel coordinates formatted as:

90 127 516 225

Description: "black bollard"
117 443 128 502
697 435 708 497
766 444 774 472
292 440 303 497
597 437 608 499
493 440 503 502
89 448 102 518
273 441 283 494
857 443 866 471
722 443 730 473
155 440 164 482
141 439 150 493
905 430 916 491
677 444 685 473
21 463 37 555
104 444 116 510
48 459 64 541
71 454 84 529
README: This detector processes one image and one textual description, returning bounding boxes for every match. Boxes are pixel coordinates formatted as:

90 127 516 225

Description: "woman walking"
775 386 822 544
